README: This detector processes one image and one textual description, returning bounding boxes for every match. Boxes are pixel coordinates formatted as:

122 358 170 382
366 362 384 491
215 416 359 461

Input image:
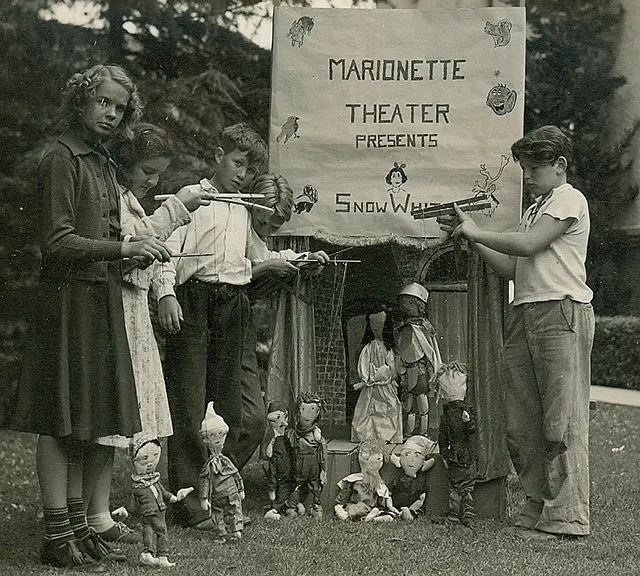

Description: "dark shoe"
41 539 106 572
98 521 142 544
80 528 128 562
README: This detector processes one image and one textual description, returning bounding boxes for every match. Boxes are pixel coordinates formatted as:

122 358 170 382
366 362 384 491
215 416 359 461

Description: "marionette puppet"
435 362 478 527
112 435 193 567
351 309 403 444
285 392 328 519
198 403 246 542
263 400 296 520
388 435 437 520
394 282 443 437
334 438 399 522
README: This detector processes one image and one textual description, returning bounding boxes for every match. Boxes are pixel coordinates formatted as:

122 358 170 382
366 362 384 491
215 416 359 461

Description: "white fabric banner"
269 6 525 239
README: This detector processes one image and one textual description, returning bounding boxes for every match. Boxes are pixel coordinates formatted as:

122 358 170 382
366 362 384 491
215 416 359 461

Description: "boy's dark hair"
511 125 572 168
219 123 268 172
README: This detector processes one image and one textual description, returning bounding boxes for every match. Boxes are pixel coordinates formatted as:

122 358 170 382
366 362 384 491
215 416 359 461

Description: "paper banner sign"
269 6 525 239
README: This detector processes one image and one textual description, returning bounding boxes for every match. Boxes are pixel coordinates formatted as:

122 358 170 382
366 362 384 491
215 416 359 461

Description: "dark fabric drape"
467 252 511 482
266 237 317 410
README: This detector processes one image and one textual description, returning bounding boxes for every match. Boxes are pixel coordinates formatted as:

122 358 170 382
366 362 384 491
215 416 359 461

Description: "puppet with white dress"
351 310 403 443
394 283 443 437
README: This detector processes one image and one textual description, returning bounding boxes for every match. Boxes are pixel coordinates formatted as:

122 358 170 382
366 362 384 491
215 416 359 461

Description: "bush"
0 320 27 427
592 316 640 390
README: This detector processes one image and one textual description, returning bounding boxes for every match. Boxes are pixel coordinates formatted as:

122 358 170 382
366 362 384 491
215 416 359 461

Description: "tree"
519 0 639 311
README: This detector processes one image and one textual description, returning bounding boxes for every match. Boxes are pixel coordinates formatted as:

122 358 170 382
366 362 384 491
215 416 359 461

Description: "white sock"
86 512 115 533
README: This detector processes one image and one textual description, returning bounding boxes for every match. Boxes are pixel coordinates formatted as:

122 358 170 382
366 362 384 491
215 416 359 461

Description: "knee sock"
86 512 115 534
43 507 74 544
67 498 91 540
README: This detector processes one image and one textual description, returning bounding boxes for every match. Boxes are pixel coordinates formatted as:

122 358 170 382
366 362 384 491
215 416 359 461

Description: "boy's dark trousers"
222 310 267 471
164 279 250 523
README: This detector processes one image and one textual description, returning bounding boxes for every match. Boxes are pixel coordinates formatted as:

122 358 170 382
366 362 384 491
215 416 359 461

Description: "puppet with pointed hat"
198 402 245 542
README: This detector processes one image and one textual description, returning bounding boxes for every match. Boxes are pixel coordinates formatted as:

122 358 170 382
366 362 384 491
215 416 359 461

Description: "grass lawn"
1 401 639 576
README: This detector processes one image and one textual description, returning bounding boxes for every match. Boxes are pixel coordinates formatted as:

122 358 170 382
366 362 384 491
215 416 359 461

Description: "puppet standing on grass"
436 362 478 527
198 403 246 542
115 435 193 567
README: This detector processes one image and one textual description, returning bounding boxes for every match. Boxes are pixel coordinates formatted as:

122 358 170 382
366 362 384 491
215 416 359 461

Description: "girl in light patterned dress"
87 123 214 543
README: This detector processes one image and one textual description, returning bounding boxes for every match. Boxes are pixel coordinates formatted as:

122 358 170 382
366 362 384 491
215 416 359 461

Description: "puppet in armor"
394 282 442 437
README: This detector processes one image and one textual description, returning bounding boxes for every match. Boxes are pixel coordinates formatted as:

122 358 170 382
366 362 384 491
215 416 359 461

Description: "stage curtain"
467 252 511 481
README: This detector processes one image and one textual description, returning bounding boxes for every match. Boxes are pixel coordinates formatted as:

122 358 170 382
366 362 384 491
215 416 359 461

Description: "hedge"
592 316 640 391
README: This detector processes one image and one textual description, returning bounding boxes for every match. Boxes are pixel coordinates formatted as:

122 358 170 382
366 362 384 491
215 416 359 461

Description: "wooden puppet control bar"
411 196 492 220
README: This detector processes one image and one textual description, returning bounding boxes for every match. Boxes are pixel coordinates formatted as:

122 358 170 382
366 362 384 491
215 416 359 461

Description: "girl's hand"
175 186 215 213
436 213 459 234
122 237 172 264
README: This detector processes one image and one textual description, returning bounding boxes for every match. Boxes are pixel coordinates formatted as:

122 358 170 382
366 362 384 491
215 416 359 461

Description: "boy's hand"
158 295 183 334
267 259 300 277
122 237 172 265
303 250 330 270
175 186 216 213
438 204 480 241
295 250 330 275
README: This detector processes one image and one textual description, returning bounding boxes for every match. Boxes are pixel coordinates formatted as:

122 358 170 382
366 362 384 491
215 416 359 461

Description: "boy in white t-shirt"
438 125 594 540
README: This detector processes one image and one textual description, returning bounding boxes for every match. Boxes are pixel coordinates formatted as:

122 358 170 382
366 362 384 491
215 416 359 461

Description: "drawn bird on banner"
277 116 300 144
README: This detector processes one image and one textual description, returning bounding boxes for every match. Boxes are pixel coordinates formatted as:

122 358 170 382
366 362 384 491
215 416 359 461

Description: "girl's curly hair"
57 64 143 141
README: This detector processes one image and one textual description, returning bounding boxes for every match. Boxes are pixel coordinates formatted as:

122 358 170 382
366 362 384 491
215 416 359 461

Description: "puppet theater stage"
264 237 510 518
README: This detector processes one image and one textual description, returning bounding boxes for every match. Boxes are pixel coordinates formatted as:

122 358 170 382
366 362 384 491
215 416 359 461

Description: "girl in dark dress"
10 65 171 570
